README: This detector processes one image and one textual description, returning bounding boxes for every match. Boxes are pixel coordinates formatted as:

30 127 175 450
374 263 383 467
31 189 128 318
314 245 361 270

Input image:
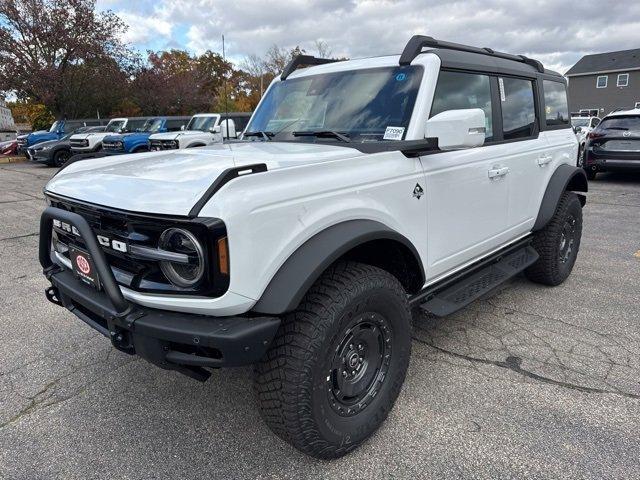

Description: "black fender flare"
533 164 588 231
252 220 425 315
186 143 206 148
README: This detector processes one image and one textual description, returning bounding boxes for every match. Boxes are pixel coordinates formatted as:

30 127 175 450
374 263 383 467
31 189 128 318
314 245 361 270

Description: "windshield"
246 66 423 142
598 116 640 131
186 116 219 132
141 118 163 132
48 121 61 133
105 120 126 133
571 118 589 127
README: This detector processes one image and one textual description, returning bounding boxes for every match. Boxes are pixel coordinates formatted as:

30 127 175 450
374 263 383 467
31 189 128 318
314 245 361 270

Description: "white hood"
70 132 112 141
150 130 210 141
45 142 362 216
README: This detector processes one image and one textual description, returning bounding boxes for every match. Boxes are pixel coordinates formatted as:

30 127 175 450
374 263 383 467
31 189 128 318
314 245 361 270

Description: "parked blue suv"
102 116 190 155
16 118 109 157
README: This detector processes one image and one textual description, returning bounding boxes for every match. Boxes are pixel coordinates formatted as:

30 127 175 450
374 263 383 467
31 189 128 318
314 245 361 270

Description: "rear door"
498 76 553 233
422 70 510 279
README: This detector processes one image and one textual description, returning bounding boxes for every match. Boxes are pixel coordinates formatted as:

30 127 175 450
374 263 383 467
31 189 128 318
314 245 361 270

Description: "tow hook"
45 286 63 307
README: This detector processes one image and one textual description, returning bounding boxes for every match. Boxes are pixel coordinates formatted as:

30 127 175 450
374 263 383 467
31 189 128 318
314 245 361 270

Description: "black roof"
566 48 640 76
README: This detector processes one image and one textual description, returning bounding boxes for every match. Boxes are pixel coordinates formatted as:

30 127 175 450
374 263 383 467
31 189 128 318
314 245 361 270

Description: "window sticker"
498 78 506 102
383 126 405 140
395 73 407 81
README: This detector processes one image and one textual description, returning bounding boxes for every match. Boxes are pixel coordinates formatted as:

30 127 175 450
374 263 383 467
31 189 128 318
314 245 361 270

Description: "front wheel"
526 191 583 286
255 262 412 459
53 149 71 168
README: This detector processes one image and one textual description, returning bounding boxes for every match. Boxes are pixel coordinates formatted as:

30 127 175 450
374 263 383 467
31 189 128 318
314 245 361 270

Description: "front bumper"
40 206 280 381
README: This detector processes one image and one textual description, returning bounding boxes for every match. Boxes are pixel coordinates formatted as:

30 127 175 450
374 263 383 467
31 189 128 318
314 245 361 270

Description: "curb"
0 156 28 164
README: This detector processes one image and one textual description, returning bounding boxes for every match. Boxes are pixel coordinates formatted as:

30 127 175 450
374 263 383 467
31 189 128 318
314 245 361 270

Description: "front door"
422 70 511 280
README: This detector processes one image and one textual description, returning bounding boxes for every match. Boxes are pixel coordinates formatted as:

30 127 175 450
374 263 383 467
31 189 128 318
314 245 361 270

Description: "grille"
17 138 27 146
70 139 89 148
149 139 179 151
103 141 123 152
48 196 227 297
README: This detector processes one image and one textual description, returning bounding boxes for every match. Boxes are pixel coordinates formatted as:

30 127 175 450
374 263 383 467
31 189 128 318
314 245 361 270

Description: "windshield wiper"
292 130 351 142
243 131 275 141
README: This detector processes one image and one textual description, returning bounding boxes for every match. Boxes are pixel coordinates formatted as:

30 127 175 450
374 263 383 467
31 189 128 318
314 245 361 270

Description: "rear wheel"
526 192 583 286
255 262 412 459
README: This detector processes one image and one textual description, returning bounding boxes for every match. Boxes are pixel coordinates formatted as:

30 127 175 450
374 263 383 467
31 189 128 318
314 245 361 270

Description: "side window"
499 77 536 140
126 119 146 131
165 119 187 131
430 71 493 141
63 121 83 133
543 80 569 127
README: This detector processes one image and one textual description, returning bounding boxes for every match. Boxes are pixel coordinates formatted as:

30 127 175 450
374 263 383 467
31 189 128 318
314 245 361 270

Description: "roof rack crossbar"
399 35 545 73
281 55 340 80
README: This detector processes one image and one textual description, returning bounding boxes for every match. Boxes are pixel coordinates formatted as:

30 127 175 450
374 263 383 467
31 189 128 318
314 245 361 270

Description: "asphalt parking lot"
0 162 639 479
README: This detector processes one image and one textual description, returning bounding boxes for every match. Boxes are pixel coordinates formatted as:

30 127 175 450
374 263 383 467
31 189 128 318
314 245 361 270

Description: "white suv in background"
571 115 600 165
69 117 149 154
40 35 586 459
148 112 250 150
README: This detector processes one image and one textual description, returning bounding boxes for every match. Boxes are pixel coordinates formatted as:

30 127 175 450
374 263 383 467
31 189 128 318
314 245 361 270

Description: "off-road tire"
254 262 412 459
526 191 582 286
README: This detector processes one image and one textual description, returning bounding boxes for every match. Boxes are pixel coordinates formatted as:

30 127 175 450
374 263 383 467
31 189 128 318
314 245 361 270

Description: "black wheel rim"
559 214 577 264
327 312 392 417
56 151 70 166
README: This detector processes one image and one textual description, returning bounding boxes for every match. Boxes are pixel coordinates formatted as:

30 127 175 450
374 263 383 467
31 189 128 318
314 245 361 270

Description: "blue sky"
97 0 640 74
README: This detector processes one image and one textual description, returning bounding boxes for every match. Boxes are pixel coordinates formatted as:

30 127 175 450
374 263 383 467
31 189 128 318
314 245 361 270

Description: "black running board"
418 246 539 317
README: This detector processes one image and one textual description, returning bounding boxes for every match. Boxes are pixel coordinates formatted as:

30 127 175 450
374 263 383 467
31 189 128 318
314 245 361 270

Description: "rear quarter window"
500 77 536 140
543 81 569 127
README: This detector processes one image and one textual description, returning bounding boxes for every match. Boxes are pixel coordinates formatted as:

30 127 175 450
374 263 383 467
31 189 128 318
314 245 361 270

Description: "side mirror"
426 108 486 150
210 125 221 134
181 125 186 131
573 126 581 133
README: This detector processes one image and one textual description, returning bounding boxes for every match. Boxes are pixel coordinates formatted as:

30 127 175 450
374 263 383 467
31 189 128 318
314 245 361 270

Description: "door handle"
488 166 509 179
537 154 553 166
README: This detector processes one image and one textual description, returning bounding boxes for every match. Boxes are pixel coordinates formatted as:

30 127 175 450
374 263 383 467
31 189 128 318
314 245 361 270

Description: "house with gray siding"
566 48 640 118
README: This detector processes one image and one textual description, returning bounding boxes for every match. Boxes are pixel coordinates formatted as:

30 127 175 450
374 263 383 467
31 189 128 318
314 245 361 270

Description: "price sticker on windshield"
383 126 405 141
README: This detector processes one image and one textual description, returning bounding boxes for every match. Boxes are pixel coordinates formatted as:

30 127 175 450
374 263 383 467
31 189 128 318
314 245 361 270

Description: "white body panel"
45 52 578 316
148 114 225 148
69 118 127 152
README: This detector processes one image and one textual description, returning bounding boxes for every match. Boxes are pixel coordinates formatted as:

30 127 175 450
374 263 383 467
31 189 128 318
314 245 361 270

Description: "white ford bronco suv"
69 117 150 154
148 112 251 151
40 36 586 459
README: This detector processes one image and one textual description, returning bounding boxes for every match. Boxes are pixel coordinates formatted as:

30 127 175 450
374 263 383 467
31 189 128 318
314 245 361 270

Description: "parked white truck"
148 112 251 150
69 117 150 154
39 35 585 459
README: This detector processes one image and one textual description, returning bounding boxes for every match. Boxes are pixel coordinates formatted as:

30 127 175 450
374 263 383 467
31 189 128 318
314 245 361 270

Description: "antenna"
222 34 229 140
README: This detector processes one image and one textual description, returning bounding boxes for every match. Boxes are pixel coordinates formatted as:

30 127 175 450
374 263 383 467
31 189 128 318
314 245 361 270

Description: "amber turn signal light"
217 236 229 275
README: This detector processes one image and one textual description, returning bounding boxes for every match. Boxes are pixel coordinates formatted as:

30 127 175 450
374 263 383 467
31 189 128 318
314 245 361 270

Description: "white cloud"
109 0 640 73
118 12 173 45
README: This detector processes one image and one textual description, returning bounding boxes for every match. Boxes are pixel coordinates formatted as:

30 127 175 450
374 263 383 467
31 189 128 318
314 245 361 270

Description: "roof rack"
281 55 341 80
399 35 545 73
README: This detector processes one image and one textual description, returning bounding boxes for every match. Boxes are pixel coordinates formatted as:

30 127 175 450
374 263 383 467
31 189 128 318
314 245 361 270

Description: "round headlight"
159 228 205 287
